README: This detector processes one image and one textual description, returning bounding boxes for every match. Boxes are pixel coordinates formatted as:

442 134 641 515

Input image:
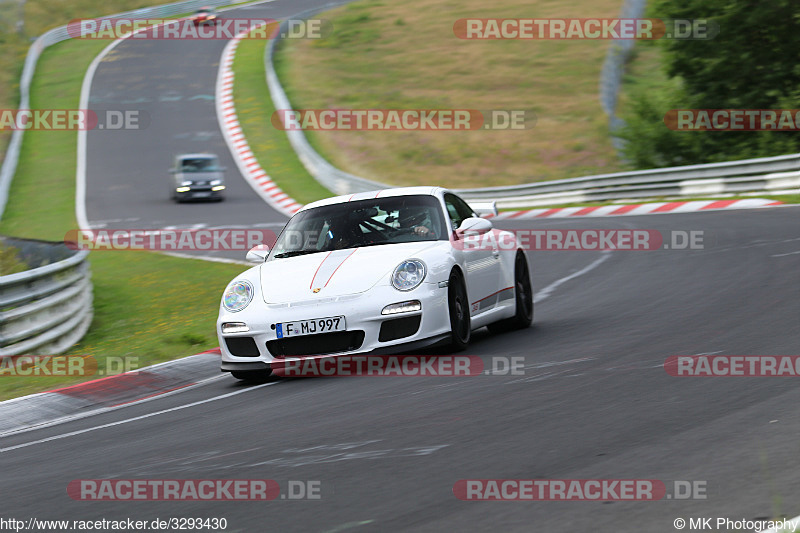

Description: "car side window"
444 193 476 230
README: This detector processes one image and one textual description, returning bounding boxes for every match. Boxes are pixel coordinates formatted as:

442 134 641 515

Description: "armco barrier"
455 155 800 208
0 0 231 220
264 4 800 207
0 238 92 356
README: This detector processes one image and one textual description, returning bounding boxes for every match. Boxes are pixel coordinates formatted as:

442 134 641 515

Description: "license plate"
193 192 211 197
276 316 345 338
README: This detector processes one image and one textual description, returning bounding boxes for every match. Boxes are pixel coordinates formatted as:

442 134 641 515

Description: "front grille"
267 331 365 357
225 336 260 357
379 316 421 342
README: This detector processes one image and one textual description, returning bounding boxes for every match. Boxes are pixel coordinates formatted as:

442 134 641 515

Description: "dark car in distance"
170 154 226 202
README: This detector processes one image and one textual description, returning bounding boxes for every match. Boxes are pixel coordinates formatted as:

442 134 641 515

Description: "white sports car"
217 187 533 381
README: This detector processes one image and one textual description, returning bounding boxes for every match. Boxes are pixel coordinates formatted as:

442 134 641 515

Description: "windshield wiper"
273 250 322 259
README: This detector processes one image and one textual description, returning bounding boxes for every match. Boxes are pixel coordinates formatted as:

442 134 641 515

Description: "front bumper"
176 187 224 201
217 281 451 371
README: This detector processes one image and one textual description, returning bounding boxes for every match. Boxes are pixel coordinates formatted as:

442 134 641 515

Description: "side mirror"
456 217 492 237
246 244 270 263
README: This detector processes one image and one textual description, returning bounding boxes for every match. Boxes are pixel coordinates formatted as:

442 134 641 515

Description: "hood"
260 242 439 304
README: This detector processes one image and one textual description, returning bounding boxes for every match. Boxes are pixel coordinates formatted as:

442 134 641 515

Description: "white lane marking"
77 34 130 235
322 521 376 533
0 381 278 453
0 373 228 439
159 251 249 265
533 251 612 303
772 250 800 257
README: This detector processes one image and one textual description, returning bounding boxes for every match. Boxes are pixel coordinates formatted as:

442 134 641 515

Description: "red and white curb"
216 26 302 217
0 348 223 437
486 198 783 220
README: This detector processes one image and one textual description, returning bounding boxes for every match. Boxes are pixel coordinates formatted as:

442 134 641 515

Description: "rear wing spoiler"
467 201 498 218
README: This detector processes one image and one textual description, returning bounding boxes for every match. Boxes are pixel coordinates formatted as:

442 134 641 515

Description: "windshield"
179 157 219 172
269 195 447 259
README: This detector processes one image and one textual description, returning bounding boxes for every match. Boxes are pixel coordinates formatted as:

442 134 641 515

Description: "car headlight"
391 260 426 291
181 180 192 186
210 179 222 186
223 280 254 312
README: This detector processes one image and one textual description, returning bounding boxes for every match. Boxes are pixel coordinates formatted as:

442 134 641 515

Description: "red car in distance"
189 7 218 25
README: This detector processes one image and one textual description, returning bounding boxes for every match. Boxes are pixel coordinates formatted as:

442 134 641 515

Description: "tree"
619 0 800 167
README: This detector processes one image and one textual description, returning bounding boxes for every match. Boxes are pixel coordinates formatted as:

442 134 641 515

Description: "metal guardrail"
264 3 800 208
0 238 92 356
456 154 800 208
0 0 231 219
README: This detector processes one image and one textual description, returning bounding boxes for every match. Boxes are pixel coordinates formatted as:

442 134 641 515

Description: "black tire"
231 370 272 383
448 270 471 351
488 252 533 334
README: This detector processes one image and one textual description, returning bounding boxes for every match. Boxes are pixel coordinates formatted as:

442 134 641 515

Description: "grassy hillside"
276 0 627 188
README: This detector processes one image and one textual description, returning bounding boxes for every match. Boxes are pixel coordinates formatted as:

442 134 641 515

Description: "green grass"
233 34 331 205
274 0 627 189
0 37 244 401
0 241 29 275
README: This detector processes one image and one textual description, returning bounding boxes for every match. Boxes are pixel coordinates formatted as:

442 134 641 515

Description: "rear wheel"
448 271 471 351
231 370 272 383
488 252 533 333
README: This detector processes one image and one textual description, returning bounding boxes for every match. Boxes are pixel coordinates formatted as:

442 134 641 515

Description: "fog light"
211 185 225 191
381 300 421 315
221 322 249 334
176 186 190 192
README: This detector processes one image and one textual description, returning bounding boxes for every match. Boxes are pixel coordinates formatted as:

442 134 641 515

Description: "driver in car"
398 207 434 237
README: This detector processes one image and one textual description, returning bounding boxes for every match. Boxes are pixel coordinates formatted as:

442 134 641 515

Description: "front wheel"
448 271 471 351
488 252 533 333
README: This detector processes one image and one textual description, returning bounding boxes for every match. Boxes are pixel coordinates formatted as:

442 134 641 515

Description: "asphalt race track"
84 0 327 261
2 206 799 531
